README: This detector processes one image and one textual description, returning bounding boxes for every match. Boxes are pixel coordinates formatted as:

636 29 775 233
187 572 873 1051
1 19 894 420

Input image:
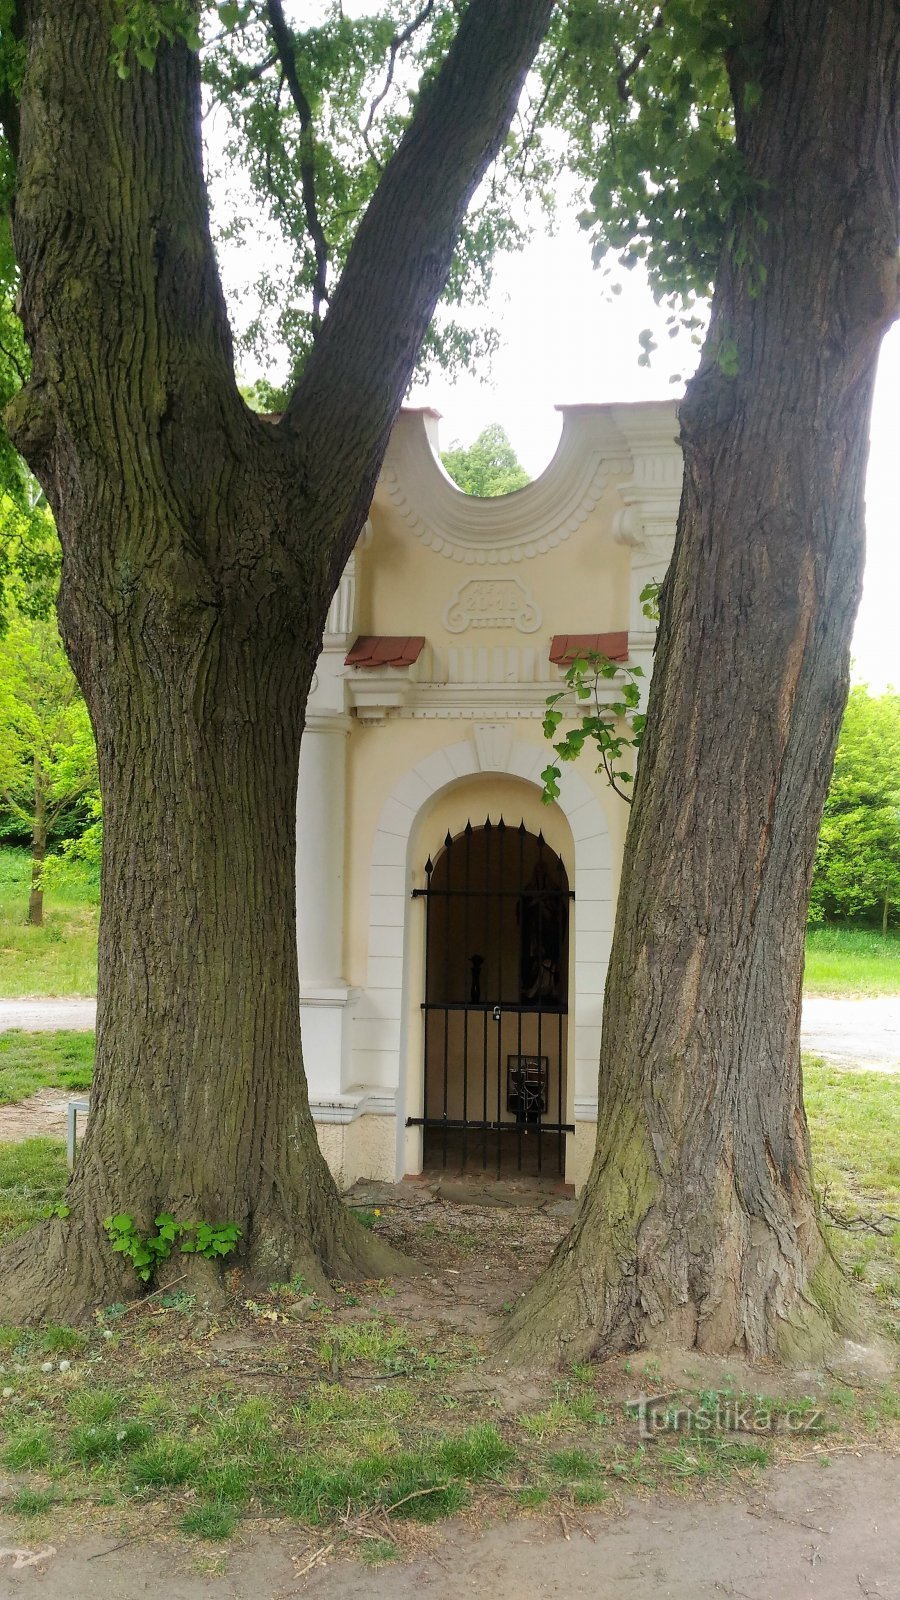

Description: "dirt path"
0 1453 897 1599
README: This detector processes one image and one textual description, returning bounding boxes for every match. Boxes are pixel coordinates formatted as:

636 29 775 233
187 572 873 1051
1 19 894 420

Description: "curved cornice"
374 405 637 565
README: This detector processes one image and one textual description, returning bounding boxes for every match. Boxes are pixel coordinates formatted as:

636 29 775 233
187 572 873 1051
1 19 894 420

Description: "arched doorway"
411 817 572 1176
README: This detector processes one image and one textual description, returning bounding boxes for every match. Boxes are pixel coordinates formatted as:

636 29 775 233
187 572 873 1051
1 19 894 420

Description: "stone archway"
356 730 614 1181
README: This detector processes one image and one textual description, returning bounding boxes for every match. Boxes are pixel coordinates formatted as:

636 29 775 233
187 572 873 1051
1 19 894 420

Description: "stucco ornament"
443 576 542 634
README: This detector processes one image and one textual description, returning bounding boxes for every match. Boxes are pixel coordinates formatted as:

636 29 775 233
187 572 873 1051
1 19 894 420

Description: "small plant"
574 1479 610 1506
3 1426 52 1470
11 1487 55 1517
541 581 660 806
68 1420 152 1463
179 1500 239 1540
350 1207 381 1230
103 1213 241 1283
358 1536 400 1566
128 1438 200 1489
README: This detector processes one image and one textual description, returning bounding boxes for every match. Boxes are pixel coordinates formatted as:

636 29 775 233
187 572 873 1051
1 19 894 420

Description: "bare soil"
0 1091 76 1144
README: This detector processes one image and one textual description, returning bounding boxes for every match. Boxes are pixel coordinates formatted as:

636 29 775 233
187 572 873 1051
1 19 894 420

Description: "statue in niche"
518 858 565 1008
469 953 484 1004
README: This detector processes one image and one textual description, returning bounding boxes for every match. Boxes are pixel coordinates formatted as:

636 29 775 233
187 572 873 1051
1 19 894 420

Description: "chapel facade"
296 400 682 1192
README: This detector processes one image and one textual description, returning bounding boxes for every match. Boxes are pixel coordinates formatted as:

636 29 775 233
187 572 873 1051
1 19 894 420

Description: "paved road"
0 995 899 1071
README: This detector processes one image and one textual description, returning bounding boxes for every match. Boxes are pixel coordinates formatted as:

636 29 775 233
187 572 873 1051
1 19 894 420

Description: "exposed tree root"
496 1163 862 1371
0 1185 415 1326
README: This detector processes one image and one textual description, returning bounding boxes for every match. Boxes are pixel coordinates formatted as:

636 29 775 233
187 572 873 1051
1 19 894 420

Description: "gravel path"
1 995 899 1068
801 994 900 1071
0 999 96 1032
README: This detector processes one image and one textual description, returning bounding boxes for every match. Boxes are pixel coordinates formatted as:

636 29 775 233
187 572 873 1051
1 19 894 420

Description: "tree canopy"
0 1 764 434
811 684 900 930
441 422 530 497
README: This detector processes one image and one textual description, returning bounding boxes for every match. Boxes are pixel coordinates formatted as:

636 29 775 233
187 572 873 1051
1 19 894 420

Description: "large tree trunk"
27 754 44 926
503 0 899 1366
0 0 553 1320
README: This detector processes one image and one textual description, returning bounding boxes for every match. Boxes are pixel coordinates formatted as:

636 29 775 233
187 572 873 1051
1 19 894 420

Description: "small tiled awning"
344 635 426 669
549 631 629 666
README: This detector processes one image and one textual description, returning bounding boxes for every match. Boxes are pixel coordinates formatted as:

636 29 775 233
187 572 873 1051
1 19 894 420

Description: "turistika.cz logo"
629 1392 825 1440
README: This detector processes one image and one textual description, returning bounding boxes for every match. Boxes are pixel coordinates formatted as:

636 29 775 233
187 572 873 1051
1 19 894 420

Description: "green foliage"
204 2 546 387
0 614 98 855
811 686 900 928
441 423 530 497
542 654 646 805
104 1213 241 1283
110 0 201 77
0 847 99 996
537 0 767 365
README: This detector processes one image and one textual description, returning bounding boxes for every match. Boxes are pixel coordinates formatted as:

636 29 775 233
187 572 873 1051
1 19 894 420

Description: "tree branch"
361 0 436 170
264 0 329 329
615 3 666 103
283 0 555 593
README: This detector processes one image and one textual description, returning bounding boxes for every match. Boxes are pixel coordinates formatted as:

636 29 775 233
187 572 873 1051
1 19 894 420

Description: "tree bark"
27 753 44 926
503 0 899 1366
0 0 553 1320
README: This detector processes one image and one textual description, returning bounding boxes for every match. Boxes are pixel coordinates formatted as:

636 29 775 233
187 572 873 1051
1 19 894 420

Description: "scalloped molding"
375 406 633 565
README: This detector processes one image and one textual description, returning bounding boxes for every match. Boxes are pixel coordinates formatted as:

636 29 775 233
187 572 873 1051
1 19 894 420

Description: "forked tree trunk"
503 0 899 1366
0 0 553 1320
27 754 45 926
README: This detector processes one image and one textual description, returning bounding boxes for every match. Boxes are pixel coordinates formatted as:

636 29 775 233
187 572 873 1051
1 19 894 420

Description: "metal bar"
482 817 492 1169
516 820 525 1174
422 853 433 1163
536 831 544 1176
558 866 565 1177
442 830 453 1170
462 821 472 1174
407 1117 575 1132
493 812 499 1177
420 1001 569 1014
413 887 574 899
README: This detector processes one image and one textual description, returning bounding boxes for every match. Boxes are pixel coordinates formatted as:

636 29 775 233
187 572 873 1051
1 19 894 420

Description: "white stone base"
312 1094 397 1189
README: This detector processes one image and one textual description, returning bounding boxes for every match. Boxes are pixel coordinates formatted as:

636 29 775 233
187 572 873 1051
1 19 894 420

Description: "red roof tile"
345 635 426 669
549 632 630 666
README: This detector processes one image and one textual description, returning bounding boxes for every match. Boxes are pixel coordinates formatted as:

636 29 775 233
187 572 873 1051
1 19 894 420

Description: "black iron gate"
407 817 574 1176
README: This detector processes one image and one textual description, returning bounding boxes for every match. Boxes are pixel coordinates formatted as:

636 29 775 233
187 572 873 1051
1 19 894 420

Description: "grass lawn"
0 841 897 999
0 1058 896 1565
804 925 900 996
0 1030 94 1104
0 848 98 997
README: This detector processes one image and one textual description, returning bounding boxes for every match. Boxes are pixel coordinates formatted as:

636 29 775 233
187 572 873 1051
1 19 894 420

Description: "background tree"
0 613 98 924
441 422 530 496
503 0 899 1364
0 0 554 1321
811 685 900 934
